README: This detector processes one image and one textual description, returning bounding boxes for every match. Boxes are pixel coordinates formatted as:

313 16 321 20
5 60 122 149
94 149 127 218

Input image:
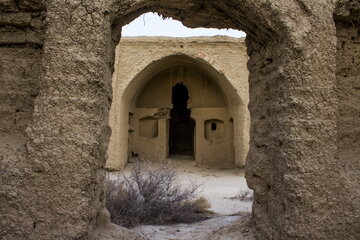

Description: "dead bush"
105 162 211 227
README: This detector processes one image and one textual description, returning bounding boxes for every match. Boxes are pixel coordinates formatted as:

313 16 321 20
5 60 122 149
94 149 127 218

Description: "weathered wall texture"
0 0 359 240
1 1 144 239
334 1 360 237
107 36 249 170
0 1 44 239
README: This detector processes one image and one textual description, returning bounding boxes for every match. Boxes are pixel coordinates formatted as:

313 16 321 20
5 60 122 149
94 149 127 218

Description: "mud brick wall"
0 1 359 240
334 18 360 239
0 0 45 239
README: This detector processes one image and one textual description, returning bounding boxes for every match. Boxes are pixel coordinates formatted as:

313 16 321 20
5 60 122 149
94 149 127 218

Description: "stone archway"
5 1 344 239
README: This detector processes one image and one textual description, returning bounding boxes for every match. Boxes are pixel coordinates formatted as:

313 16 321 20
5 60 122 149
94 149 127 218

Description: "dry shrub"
105 162 211 227
191 197 214 214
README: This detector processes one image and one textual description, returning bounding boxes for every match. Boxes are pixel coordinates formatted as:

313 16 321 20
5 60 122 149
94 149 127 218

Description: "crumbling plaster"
0 0 359 240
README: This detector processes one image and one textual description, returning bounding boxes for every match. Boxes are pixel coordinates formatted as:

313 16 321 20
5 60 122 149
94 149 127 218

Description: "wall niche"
204 119 224 142
139 117 158 139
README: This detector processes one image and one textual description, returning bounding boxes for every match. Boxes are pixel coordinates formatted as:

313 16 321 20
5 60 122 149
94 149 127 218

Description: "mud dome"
107 36 249 170
0 0 359 240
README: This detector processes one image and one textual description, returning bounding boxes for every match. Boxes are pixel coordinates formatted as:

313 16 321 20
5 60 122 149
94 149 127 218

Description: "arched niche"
139 116 158 139
118 55 241 167
204 119 224 141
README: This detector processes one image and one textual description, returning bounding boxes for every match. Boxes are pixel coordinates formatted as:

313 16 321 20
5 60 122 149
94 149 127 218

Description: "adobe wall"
107 36 249 170
0 1 359 240
0 1 44 238
0 1 144 239
333 2 360 237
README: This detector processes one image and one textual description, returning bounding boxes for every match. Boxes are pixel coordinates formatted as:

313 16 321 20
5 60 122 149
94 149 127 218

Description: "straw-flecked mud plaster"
0 0 359 239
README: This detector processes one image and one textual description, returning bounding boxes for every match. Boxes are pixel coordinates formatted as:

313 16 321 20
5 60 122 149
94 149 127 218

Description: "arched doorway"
169 83 195 157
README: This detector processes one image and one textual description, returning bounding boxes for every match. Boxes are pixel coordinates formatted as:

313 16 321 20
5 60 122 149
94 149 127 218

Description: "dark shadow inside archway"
169 83 195 157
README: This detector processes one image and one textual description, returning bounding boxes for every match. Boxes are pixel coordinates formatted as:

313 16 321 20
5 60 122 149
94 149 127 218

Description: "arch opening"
103 4 354 240
106 4 266 236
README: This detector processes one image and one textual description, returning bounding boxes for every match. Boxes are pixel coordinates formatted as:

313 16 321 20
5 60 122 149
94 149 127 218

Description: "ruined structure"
107 36 249 170
0 0 359 240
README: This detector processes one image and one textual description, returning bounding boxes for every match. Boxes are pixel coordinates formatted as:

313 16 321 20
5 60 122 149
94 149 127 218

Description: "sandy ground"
107 157 255 240
170 157 253 215
133 215 255 240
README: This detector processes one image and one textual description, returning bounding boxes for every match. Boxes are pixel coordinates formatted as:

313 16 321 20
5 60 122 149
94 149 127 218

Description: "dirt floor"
170 156 253 215
132 214 255 240
107 156 255 240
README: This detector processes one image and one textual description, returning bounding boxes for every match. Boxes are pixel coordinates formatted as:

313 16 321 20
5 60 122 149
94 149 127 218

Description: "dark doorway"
169 83 195 157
